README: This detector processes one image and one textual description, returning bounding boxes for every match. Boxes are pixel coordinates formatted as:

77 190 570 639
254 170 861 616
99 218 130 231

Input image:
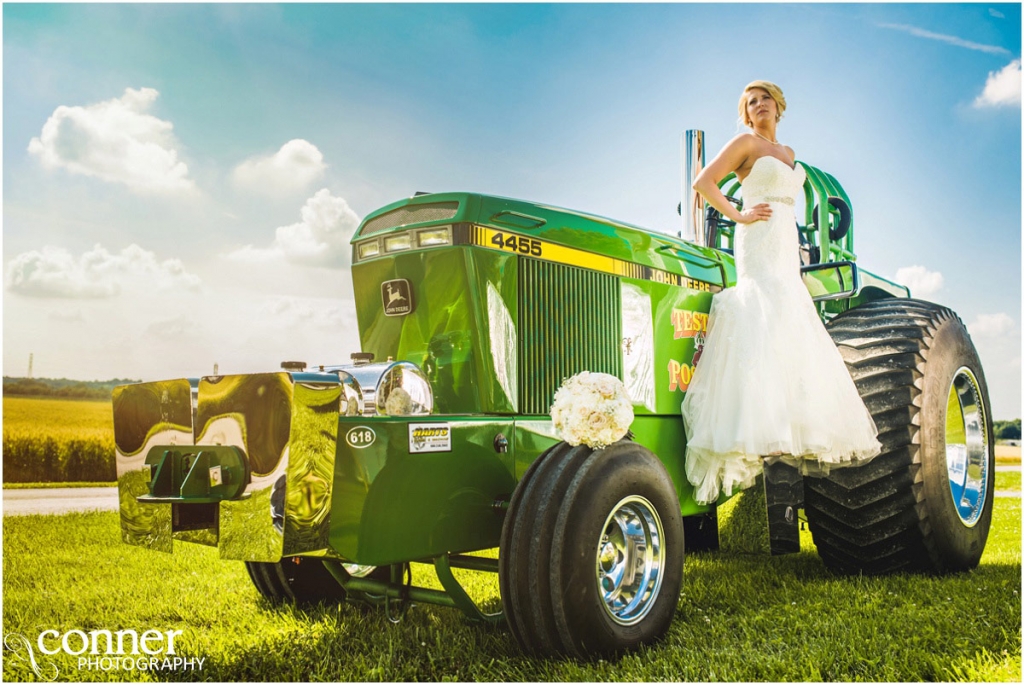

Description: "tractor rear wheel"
806 298 994 574
499 440 684 659
245 558 386 605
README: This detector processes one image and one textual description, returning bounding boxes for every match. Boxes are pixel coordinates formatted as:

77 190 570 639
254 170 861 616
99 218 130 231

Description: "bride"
681 80 882 505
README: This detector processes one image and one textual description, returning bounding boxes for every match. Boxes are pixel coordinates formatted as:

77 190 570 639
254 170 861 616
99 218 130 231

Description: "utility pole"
27 353 34 379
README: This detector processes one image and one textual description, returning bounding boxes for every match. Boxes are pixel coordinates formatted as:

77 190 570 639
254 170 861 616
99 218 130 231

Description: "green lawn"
997 470 1021 492
2 481 117 489
2 497 1019 682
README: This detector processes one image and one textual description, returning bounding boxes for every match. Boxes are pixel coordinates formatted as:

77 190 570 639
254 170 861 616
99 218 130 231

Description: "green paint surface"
330 417 516 565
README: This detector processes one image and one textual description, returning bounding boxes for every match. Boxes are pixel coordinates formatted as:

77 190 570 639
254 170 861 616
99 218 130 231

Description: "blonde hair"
738 81 787 127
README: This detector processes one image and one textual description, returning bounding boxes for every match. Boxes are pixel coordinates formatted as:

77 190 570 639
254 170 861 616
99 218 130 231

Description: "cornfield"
2 396 116 482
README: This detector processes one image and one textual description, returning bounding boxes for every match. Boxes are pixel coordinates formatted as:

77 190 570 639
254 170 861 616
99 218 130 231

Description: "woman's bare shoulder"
784 145 796 161
714 133 757 161
725 132 758 149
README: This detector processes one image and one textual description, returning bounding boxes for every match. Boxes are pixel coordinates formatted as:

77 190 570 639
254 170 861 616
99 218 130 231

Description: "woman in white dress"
681 81 882 505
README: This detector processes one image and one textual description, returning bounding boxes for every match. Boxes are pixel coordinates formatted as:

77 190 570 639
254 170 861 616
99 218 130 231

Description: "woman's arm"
692 134 772 225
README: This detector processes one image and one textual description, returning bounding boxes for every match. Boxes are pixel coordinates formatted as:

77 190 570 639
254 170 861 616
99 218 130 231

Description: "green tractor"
113 130 994 659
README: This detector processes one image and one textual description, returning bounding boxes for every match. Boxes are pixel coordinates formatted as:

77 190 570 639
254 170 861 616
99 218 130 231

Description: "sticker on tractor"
382 278 414 316
671 309 709 339
668 308 707 375
346 426 377 449
409 423 452 453
667 359 696 392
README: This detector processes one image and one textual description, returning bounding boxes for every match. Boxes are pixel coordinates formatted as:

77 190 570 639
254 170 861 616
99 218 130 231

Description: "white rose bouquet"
550 371 634 449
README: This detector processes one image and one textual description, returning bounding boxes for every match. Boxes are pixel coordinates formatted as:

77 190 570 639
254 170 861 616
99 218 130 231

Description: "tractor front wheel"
806 298 994 574
499 440 684 659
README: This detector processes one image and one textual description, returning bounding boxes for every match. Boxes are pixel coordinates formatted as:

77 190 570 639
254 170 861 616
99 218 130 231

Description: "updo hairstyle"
737 81 787 127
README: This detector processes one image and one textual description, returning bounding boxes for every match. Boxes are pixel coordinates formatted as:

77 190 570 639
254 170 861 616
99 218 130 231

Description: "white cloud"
968 312 1015 337
973 59 1022 108
895 265 944 299
6 244 201 299
232 139 327 194
144 315 192 340
260 296 354 330
28 87 194 194
989 8 1005 19
227 189 360 268
877 23 1010 55
48 309 85 323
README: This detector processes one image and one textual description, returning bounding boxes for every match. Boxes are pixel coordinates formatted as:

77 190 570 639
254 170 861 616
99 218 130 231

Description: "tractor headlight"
417 226 451 247
375 362 433 416
326 360 433 417
384 233 413 253
357 240 381 261
333 370 363 416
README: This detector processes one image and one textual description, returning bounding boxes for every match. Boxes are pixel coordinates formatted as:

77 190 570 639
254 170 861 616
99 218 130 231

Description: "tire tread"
806 298 973 575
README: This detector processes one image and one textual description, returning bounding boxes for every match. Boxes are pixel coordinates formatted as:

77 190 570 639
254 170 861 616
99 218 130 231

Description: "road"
3 468 1021 516
3 487 118 516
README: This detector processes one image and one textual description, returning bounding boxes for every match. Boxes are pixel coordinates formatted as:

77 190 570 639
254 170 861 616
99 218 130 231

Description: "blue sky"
3 3 1021 419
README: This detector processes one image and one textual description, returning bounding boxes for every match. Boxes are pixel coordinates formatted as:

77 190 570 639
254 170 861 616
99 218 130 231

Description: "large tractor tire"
806 298 994 575
499 440 684 659
245 557 387 605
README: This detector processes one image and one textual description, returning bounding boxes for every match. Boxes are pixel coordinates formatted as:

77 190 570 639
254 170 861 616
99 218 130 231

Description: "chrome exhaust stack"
681 129 706 245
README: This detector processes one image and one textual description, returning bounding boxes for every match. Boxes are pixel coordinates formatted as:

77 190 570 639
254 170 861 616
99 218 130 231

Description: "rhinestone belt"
757 196 794 206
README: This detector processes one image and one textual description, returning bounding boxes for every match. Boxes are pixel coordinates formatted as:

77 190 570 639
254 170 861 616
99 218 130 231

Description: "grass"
2 497 1019 682
997 470 1021 492
3 482 117 489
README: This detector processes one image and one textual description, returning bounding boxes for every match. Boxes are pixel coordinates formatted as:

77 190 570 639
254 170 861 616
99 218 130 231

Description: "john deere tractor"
113 130 993 659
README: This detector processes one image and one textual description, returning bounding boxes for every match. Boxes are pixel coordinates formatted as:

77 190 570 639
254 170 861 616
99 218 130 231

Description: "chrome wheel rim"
595 495 665 626
944 366 990 527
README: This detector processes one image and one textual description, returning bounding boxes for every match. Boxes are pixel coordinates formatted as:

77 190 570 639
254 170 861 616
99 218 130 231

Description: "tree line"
993 419 1021 440
2 376 140 401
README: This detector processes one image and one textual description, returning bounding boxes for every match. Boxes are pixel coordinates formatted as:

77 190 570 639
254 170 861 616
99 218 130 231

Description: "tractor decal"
345 426 376 449
667 359 696 392
462 224 719 292
671 309 709 339
381 279 414 316
408 423 452 453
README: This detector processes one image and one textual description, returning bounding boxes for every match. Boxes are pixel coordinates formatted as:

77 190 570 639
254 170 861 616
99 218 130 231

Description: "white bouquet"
550 371 634 449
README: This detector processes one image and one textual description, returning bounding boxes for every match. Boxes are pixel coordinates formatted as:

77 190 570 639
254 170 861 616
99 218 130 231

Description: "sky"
3 2 1021 419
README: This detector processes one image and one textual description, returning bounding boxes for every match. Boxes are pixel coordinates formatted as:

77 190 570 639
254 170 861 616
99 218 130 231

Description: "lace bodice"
740 155 806 203
734 156 807 285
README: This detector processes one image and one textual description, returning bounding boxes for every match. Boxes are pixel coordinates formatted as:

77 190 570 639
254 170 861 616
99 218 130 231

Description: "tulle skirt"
680 275 882 505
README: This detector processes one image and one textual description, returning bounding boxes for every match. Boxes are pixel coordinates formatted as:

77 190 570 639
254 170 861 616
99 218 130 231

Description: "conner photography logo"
3 628 204 681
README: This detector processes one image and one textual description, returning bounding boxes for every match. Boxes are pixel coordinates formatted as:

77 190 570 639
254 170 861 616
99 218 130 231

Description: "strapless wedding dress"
681 156 882 505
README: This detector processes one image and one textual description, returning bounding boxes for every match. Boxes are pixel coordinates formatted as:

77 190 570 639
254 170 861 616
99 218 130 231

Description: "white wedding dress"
681 156 882 505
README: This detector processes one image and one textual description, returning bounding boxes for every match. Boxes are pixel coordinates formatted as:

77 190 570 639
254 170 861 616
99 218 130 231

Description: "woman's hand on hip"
736 203 772 224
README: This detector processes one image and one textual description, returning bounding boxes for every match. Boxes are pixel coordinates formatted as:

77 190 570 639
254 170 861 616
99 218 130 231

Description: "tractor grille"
518 258 622 415
360 202 460 236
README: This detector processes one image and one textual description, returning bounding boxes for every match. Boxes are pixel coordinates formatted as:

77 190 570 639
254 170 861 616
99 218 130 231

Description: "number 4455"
491 232 542 257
